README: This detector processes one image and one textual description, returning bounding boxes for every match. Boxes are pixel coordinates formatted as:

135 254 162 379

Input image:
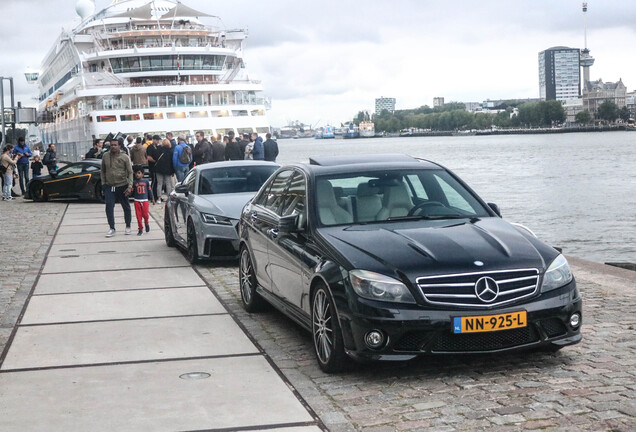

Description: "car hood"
316 218 556 279
196 192 256 219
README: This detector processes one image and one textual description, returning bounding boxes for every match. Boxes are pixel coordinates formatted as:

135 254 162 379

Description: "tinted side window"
184 171 196 193
280 172 306 217
264 170 293 212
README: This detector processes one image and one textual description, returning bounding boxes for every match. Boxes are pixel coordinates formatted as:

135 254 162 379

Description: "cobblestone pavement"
151 207 635 432
3 202 633 431
0 199 66 357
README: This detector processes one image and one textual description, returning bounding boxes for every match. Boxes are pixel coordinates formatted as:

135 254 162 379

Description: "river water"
275 132 636 264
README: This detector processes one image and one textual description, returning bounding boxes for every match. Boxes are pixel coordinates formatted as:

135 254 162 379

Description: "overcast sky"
1 0 636 127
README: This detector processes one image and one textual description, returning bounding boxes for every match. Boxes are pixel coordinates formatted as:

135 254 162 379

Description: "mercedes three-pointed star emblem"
474 276 499 303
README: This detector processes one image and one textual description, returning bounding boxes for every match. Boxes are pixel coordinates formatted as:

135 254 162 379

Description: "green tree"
575 110 592 125
540 100 566 125
597 100 619 123
619 106 631 123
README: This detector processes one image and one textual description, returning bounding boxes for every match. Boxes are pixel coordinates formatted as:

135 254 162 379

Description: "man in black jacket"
146 135 161 198
263 133 279 162
211 134 225 162
193 131 212 166
154 138 174 201
224 131 242 160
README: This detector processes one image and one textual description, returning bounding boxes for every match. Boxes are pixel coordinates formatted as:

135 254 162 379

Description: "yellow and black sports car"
27 160 105 202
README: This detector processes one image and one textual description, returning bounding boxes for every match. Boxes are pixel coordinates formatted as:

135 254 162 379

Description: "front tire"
164 206 176 247
95 181 105 203
239 247 266 312
312 285 348 373
30 182 47 202
186 220 199 264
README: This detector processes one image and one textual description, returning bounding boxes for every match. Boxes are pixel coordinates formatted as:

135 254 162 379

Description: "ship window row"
85 92 267 111
109 55 225 73
39 65 80 101
94 109 265 123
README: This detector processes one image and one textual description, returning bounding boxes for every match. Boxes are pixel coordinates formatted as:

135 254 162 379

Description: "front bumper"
195 219 240 259
339 279 582 361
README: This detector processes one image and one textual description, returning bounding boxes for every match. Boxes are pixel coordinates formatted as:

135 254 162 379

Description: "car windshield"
198 165 278 195
315 168 491 226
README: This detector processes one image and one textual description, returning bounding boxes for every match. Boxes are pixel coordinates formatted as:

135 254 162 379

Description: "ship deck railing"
80 78 261 90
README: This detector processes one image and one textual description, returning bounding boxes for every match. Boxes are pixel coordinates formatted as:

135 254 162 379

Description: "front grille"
431 326 539 352
204 239 238 257
540 318 567 338
416 268 539 308
394 332 434 351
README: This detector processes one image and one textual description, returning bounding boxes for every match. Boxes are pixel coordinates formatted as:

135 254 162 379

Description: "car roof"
194 160 280 172
291 154 443 176
309 153 419 166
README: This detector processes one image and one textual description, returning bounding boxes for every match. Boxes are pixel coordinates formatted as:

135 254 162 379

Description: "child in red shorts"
132 168 155 235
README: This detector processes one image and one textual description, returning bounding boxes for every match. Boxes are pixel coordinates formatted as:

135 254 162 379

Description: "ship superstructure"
36 0 270 160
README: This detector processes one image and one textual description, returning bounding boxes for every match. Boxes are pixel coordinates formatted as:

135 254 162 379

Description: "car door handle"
267 228 279 239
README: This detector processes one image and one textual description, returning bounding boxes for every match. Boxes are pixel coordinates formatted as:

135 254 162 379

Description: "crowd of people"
96 130 279 237
1 138 57 201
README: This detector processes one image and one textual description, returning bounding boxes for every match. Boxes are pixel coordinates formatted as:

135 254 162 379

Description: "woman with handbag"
1 145 18 201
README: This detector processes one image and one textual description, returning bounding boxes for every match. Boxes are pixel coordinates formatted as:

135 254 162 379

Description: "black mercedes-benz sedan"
238 154 582 373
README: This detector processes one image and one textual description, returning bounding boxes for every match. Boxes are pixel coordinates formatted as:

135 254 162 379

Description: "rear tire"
29 182 47 202
312 285 348 373
239 247 266 312
164 206 176 247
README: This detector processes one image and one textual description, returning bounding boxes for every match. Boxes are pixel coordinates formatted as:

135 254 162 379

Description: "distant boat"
359 121 375 138
343 123 359 139
315 125 335 139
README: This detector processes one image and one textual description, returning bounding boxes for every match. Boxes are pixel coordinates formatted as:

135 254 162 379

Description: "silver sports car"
164 160 279 262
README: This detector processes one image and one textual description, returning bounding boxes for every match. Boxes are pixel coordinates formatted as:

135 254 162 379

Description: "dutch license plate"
453 311 527 334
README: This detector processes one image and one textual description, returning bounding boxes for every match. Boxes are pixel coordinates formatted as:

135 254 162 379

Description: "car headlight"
350 270 416 304
541 254 573 292
201 213 233 225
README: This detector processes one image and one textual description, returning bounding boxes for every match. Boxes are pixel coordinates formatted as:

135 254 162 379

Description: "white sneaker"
105 229 116 237
125 227 132 235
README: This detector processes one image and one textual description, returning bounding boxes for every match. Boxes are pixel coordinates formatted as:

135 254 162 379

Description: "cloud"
2 0 636 129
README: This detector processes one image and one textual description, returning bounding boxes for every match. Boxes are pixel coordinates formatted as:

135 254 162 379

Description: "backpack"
179 143 192 164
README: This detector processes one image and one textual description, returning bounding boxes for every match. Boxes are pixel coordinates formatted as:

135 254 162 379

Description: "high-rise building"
538 47 581 102
433 97 445 108
375 97 396 115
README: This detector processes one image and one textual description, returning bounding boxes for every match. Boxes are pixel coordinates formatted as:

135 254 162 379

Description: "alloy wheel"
313 289 334 364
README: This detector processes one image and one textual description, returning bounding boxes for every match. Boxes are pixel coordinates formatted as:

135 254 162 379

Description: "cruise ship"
33 0 270 160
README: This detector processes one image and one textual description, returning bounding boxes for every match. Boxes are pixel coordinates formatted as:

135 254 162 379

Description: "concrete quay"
0 201 323 431
0 199 634 431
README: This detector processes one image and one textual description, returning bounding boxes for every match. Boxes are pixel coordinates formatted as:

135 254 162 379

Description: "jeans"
175 165 189 183
2 173 12 198
104 184 132 230
155 173 175 199
17 163 29 195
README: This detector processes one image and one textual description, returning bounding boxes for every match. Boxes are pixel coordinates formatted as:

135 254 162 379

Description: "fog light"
365 330 385 349
570 313 581 328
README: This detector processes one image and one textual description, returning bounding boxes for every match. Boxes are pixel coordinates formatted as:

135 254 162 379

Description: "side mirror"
174 183 189 196
487 202 502 217
278 213 299 233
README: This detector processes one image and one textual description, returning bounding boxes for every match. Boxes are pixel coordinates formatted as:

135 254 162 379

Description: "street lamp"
0 76 15 146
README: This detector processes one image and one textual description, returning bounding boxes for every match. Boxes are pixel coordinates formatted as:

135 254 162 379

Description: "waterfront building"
582 79 627 118
463 102 482 112
375 97 396 115
538 47 581 102
34 0 270 161
433 97 444 108
625 91 636 119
